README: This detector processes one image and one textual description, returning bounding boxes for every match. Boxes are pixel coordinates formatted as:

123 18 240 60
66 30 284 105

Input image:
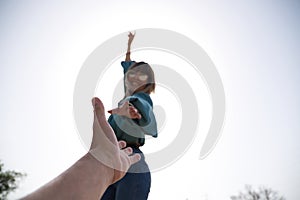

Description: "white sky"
0 0 300 199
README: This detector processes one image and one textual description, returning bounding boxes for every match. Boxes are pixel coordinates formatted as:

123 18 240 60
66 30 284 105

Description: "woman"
101 32 158 200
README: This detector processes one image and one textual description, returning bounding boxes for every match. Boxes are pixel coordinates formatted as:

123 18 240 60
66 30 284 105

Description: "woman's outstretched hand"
107 101 142 119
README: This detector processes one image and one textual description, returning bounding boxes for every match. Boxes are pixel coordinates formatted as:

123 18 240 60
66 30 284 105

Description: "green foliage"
231 185 285 200
0 161 25 200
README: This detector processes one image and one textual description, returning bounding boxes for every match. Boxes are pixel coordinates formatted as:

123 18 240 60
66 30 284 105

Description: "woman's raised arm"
125 31 135 62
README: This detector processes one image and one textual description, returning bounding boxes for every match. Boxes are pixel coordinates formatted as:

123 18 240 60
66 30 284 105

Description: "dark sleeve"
121 61 136 74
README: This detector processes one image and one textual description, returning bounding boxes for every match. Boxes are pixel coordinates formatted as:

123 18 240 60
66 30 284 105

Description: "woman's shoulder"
121 60 136 73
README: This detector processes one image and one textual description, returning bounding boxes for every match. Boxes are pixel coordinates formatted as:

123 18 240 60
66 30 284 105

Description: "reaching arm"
125 31 135 62
22 98 141 200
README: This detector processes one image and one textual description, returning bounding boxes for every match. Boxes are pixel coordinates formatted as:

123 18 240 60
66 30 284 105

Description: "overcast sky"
0 1 299 199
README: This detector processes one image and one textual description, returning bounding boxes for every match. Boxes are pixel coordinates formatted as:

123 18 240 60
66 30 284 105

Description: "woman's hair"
125 62 156 96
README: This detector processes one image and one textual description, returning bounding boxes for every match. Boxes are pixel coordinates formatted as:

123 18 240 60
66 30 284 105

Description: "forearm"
22 153 114 200
125 44 131 61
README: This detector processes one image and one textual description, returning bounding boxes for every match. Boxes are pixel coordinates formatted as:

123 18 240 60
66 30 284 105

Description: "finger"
129 111 139 119
129 110 141 119
122 147 133 155
128 32 134 37
128 108 141 118
128 105 136 110
128 105 138 112
136 113 142 119
129 107 138 114
134 113 142 119
129 153 141 165
92 97 102 109
118 141 127 149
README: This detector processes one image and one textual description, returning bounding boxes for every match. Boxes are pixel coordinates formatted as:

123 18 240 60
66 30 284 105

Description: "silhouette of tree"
230 185 285 200
0 160 25 200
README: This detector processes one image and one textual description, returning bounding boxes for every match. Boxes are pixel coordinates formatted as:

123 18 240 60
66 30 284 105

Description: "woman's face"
125 66 149 94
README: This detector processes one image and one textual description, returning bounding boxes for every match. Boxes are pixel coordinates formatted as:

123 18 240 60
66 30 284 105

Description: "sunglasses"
126 71 149 81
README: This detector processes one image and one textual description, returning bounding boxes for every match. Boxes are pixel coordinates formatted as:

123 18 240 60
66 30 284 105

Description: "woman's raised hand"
128 31 136 46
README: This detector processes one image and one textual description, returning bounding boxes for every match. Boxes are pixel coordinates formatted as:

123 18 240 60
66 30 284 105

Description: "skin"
125 67 149 96
22 98 141 200
108 101 142 119
125 31 135 62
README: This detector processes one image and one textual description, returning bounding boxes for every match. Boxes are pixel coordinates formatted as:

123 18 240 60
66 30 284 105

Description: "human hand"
21 98 142 200
107 101 142 119
91 97 141 183
127 31 135 46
